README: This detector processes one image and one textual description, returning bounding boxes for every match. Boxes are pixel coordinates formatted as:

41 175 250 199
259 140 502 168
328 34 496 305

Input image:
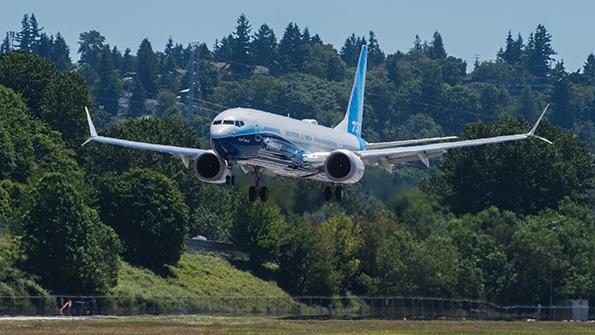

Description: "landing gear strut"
324 185 343 202
248 170 269 202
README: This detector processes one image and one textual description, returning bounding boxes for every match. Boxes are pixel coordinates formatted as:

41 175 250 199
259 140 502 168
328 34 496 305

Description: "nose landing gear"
324 185 343 202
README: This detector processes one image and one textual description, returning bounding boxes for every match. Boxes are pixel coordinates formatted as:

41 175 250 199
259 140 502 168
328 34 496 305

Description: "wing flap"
365 136 458 150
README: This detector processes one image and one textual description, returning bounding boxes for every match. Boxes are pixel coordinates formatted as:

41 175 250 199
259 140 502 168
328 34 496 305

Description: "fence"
0 296 591 321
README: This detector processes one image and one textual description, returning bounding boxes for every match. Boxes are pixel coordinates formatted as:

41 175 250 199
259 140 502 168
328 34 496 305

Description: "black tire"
248 186 257 202
335 186 343 202
324 186 333 201
259 186 269 202
225 175 232 185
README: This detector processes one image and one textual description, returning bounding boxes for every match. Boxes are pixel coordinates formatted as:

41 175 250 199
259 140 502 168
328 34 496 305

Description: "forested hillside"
0 13 593 308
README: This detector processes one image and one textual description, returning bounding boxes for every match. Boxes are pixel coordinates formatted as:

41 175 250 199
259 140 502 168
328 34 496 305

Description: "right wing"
82 107 205 167
358 105 551 169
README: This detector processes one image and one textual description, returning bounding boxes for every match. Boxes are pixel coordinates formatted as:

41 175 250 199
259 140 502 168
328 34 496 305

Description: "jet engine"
193 151 230 184
323 149 365 183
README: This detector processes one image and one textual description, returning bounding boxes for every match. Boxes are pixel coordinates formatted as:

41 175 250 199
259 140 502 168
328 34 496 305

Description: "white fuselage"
209 108 364 180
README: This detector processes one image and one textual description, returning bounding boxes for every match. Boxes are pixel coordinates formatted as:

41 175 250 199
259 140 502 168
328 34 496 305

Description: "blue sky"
1 0 593 71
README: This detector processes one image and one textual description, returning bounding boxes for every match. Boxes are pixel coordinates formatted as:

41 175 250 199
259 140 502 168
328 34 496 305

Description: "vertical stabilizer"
335 45 367 137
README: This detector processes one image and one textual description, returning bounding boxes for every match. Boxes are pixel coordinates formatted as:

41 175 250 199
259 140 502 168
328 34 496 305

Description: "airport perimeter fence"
0 295 591 321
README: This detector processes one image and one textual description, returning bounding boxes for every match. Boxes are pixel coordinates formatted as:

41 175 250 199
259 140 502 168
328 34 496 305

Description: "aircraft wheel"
335 186 343 202
259 186 269 202
248 186 257 202
324 186 333 201
226 175 232 186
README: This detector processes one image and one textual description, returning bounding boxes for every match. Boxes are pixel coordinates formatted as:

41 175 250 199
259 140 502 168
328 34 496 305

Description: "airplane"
83 45 551 202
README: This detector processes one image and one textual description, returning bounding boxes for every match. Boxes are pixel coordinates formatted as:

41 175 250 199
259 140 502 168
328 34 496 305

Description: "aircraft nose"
210 125 235 138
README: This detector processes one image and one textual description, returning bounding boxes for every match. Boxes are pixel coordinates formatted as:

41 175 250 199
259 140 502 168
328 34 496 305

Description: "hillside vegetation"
112 252 290 298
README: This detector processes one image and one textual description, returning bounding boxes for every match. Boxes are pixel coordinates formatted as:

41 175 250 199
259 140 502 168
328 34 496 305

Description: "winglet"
85 106 97 137
82 106 97 146
527 104 552 144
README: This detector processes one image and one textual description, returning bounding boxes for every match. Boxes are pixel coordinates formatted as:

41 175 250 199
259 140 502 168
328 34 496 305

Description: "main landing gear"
248 171 269 202
324 185 343 202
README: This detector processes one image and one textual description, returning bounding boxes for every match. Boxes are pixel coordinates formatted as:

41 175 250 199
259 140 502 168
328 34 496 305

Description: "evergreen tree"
78 30 105 69
231 14 252 74
111 46 121 71
341 33 365 66
128 77 145 116
136 38 158 97
95 45 121 115
311 33 322 44
497 31 523 64
301 27 312 43
213 35 234 61
583 53 595 83
162 37 176 74
429 31 447 59
367 31 385 66
0 33 13 54
28 14 43 52
277 23 305 72
550 61 572 128
413 34 423 52
121 47 133 74
33 33 51 59
16 14 32 51
525 25 556 79
251 24 277 68
50 33 71 70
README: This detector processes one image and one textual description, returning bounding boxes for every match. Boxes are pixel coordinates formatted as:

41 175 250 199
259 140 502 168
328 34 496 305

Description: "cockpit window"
213 120 222 125
223 120 234 125
235 120 245 127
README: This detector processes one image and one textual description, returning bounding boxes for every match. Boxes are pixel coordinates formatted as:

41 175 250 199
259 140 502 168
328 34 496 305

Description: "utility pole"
186 43 200 120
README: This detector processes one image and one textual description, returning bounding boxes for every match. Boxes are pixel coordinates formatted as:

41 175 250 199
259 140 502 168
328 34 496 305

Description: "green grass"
112 252 290 298
0 316 593 335
104 253 293 314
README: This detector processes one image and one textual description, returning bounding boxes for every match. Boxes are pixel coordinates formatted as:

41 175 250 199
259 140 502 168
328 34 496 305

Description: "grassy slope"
110 252 290 298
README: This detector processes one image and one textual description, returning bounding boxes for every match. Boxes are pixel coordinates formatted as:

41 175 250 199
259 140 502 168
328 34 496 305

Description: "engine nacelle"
323 149 365 184
193 151 230 184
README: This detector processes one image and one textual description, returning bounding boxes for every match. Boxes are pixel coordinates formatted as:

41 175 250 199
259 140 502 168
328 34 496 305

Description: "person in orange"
59 298 73 315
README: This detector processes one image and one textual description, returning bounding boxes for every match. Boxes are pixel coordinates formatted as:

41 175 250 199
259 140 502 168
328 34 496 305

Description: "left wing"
358 105 551 169
82 107 205 167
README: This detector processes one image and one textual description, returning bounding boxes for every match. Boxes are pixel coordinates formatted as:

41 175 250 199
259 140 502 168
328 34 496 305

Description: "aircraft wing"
358 105 551 169
82 107 204 167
